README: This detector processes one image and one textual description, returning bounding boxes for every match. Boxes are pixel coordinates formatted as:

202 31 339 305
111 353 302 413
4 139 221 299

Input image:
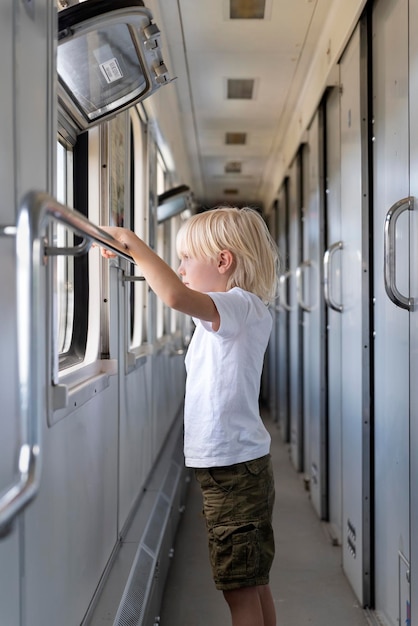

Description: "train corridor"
160 411 370 626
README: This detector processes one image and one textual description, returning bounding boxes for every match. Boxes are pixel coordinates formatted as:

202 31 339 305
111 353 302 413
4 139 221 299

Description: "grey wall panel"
373 0 410 622
152 349 185 458
0 1 18 500
0 530 19 626
0 0 14 223
325 85 342 544
119 359 154 529
24 381 119 626
0 242 19 621
0 239 18 517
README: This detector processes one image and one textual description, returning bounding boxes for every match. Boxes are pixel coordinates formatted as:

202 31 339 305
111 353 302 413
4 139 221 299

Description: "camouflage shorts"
194 454 275 591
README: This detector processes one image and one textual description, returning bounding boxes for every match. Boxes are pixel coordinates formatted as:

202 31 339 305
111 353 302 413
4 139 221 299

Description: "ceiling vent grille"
230 0 266 19
225 161 242 173
227 79 254 99
225 132 247 145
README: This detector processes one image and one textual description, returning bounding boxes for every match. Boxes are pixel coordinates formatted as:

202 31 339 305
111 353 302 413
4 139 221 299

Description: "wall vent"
113 453 184 625
347 518 356 558
162 461 181 499
143 494 170 554
224 189 239 195
114 546 154 626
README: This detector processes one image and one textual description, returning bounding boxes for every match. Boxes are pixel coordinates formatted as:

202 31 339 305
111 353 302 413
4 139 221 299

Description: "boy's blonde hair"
176 206 280 303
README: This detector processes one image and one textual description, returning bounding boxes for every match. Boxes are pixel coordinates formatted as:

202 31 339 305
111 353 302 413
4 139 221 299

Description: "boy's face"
177 253 229 293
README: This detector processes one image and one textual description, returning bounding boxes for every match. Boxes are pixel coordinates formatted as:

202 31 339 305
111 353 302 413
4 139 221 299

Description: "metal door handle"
323 241 343 312
296 260 313 312
278 271 295 311
384 197 414 311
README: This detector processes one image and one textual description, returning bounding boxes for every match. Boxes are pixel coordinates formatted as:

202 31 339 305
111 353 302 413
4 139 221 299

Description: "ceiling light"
225 161 242 173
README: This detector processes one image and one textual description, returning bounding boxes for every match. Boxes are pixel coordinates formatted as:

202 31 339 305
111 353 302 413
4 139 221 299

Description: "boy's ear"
217 249 234 273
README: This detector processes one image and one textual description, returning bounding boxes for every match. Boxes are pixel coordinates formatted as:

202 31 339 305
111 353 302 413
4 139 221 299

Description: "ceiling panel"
148 0 335 209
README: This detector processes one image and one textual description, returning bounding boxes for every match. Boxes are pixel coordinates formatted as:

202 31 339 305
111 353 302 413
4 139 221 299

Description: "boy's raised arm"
98 226 219 326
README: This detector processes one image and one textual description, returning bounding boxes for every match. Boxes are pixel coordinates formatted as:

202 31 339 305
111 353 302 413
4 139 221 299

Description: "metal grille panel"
114 548 154 626
143 495 169 554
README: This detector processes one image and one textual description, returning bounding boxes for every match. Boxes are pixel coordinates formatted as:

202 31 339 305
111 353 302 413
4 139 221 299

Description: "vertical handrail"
0 190 135 535
323 241 343 313
0 194 44 533
383 197 414 311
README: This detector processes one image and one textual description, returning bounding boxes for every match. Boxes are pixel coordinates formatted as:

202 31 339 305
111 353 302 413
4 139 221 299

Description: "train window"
109 114 126 228
156 186 194 341
130 109 148 348
55 134 89 371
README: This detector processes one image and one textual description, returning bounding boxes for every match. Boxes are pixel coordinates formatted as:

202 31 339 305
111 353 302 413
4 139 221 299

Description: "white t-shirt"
183 287 272 468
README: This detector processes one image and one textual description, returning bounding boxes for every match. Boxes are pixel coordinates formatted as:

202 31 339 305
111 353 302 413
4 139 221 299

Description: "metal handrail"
0 190 136 535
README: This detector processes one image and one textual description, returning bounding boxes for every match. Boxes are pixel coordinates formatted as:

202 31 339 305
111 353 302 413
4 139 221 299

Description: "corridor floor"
160 412 370 626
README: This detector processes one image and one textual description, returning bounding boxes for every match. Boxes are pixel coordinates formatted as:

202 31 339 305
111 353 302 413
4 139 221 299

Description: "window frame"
55 132 89 373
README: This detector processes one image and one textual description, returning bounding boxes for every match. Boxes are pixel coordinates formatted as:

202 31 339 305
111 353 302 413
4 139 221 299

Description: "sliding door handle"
324 241 343 312
296 260 313 312
278 271 295 312
384 197 414 311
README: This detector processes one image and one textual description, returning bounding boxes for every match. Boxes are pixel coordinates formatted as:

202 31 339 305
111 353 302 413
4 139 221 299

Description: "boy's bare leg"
223 585 276 626
258 584 276 626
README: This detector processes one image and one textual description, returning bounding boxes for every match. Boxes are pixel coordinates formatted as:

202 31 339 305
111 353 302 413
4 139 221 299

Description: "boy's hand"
93 226 132 258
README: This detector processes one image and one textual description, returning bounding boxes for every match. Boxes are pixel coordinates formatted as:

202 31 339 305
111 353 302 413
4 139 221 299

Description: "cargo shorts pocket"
210 522 259 582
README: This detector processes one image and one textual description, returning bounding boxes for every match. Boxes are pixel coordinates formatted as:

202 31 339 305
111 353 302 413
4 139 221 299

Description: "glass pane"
109 114 126 226
130 116 147 348
156 155 166 338
57 23 147 120
56 142 75 355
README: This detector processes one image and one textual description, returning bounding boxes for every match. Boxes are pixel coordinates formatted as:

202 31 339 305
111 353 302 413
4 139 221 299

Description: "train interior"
0 0 417 625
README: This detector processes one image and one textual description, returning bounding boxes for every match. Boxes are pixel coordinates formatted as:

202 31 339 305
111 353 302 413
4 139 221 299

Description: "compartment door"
277 183 290 442
287 155 304 471
373 0 411 621
408 0 418 619
304 111 327 518
324 85 342 543
339 24 370 605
